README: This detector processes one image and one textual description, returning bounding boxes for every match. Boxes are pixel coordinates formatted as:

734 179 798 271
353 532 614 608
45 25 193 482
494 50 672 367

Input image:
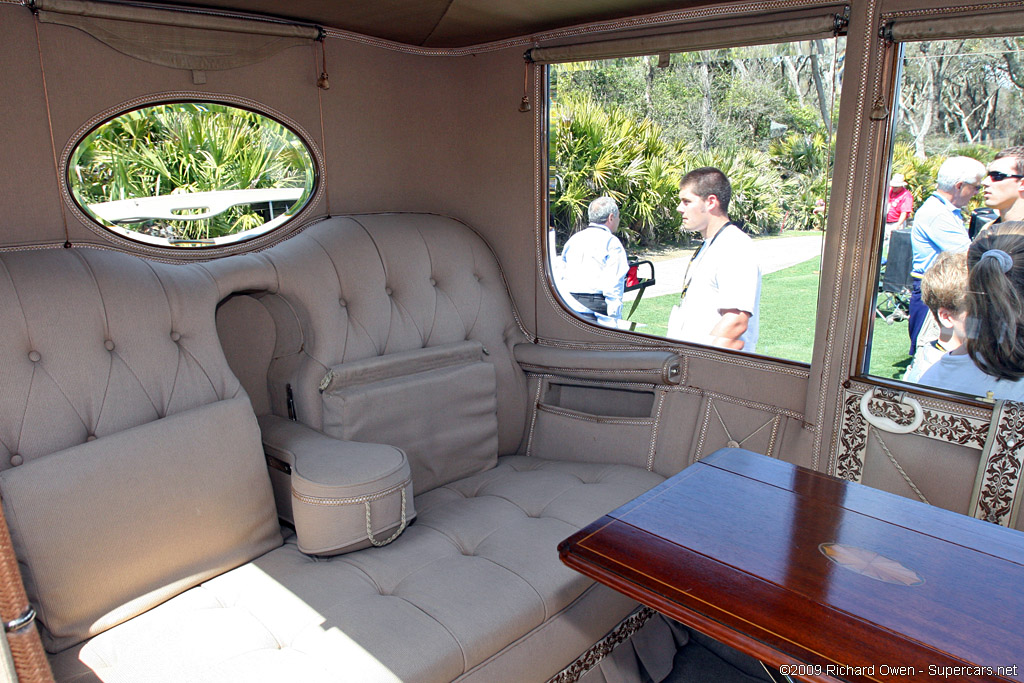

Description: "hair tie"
980 249 1014 273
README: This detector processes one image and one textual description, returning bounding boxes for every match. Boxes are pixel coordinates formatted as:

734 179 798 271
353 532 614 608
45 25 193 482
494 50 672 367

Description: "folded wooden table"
559 448 1024 682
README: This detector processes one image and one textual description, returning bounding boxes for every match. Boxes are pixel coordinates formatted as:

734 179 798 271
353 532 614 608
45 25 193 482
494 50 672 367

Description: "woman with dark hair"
919 221 1024 400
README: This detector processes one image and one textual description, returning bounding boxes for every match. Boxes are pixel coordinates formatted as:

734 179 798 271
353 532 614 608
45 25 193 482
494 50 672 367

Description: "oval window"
68 102 316 248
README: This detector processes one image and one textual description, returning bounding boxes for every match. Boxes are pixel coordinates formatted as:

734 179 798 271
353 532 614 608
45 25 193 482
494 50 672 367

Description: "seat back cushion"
0 396 281 652
0 247 281 652
245 214 529 456
0 248 248 465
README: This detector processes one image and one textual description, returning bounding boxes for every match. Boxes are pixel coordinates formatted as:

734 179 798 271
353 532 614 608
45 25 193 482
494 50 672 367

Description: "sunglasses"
986 170 1024 182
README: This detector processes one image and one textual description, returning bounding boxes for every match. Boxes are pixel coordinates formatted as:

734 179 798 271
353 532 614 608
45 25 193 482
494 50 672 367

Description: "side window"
547 38 844 363
68 102 317 249
865 36 1024 401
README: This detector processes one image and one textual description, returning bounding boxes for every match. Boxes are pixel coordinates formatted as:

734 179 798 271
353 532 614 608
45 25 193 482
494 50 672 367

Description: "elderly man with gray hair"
559 196 629 318
908 155 986 353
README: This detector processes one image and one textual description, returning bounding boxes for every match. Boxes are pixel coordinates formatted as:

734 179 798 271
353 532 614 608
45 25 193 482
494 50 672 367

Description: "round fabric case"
291 441 415 556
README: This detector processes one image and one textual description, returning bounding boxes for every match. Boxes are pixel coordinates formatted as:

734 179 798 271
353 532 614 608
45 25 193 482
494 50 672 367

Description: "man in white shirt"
558 197 629 318
667 167 760 351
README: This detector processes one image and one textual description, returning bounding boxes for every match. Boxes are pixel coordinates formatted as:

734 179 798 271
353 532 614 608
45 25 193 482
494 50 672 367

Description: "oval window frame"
62 93 324 258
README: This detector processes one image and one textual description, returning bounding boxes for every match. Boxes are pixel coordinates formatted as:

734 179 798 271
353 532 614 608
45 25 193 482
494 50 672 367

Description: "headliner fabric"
36 0 317 71
129 0 740 47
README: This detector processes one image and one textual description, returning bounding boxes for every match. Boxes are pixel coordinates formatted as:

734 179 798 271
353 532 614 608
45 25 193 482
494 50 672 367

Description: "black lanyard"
678 222 734 303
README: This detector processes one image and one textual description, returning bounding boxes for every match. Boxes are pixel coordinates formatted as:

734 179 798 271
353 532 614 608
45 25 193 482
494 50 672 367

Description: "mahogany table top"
558 448 1024 682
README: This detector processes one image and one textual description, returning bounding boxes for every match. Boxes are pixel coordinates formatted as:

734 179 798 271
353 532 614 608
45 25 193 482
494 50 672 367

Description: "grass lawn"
626 255 913 379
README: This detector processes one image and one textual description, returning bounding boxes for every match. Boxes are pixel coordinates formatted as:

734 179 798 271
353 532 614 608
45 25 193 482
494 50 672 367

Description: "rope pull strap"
365 488 407 547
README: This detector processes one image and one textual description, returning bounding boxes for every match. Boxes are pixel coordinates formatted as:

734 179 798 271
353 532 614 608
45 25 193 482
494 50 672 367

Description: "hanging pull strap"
365 488 407 547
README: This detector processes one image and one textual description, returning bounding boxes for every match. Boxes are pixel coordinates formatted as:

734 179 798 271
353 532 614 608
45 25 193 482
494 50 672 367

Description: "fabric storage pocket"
528 402 657 469
320 340 499 493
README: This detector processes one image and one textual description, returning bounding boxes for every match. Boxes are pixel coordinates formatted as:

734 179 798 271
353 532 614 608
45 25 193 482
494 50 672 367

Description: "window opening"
547 35 845 363
864 36 1024 402
68 101 317 249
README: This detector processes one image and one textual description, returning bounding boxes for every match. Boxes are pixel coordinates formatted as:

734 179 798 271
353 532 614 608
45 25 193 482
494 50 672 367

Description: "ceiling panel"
152 0 728 47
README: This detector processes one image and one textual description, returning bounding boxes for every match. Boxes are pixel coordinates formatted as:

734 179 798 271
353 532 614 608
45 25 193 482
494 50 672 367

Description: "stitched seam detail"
536 403 655 426
306 227 377 359
292 479 410 506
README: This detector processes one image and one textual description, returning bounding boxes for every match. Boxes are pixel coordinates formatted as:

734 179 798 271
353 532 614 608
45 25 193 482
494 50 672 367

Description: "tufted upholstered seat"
0 214 666 682
50 457 661 682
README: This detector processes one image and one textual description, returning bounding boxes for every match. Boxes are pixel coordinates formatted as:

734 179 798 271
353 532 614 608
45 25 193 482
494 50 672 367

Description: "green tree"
549 94 683 246
69 103 314 242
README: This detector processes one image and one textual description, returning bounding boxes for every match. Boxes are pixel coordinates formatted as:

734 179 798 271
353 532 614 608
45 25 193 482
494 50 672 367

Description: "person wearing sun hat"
886 172 914 242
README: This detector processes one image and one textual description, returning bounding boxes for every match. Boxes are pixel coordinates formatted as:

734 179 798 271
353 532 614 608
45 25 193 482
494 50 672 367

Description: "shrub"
549 94 683 246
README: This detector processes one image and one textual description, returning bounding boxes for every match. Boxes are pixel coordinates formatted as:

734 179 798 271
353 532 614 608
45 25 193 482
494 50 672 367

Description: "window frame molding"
61 91 325 261
852 5 1024 409
537 10 846 374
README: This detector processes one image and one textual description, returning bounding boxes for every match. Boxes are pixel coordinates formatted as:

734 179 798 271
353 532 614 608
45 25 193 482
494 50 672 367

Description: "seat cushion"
49 456 663 682
1 397 282 651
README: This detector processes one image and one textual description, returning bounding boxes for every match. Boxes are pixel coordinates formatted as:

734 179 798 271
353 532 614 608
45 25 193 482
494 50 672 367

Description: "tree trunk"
783 56 805 106
699 55 716 151
810 41 832 136
643 56 655 118
1003 38 1024 90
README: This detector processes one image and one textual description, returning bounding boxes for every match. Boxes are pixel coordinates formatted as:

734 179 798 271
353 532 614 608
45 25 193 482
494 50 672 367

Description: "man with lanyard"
908 156 985 354
559 196 629 319
666 167 760 351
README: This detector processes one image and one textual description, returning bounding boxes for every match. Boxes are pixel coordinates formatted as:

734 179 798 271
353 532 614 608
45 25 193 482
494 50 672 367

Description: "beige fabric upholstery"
0 248 247 466
49 456 663 683
0 215 666 681
260 415 415 556
0 247 281 650
1 396 281 651
514 343 683 385
209 214 530 456
320 340 498 492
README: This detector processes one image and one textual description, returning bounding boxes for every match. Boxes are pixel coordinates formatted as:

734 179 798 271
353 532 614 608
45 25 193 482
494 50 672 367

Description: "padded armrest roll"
513 343 683 385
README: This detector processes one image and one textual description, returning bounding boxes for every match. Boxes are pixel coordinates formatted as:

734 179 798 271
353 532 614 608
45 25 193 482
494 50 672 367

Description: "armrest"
513 343 683 385
258 414 403 473
257 415 411 536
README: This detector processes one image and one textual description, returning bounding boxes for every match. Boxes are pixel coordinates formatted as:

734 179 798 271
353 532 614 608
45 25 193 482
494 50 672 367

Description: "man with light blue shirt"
559 197 629 318
908 156 985 353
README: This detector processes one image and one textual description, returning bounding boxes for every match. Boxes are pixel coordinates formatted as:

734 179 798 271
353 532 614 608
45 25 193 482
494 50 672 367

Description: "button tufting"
86 434 97 442
385 287 393 296
429 278 437 286
27 351 40 363
104 340 115 351
9 455 22 467
170 332 181 342
339 298 347 308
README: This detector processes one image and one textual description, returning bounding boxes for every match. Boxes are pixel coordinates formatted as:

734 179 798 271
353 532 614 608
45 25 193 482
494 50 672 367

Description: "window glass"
865 37 1024 401
68 102 316 248
547 37 845 362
